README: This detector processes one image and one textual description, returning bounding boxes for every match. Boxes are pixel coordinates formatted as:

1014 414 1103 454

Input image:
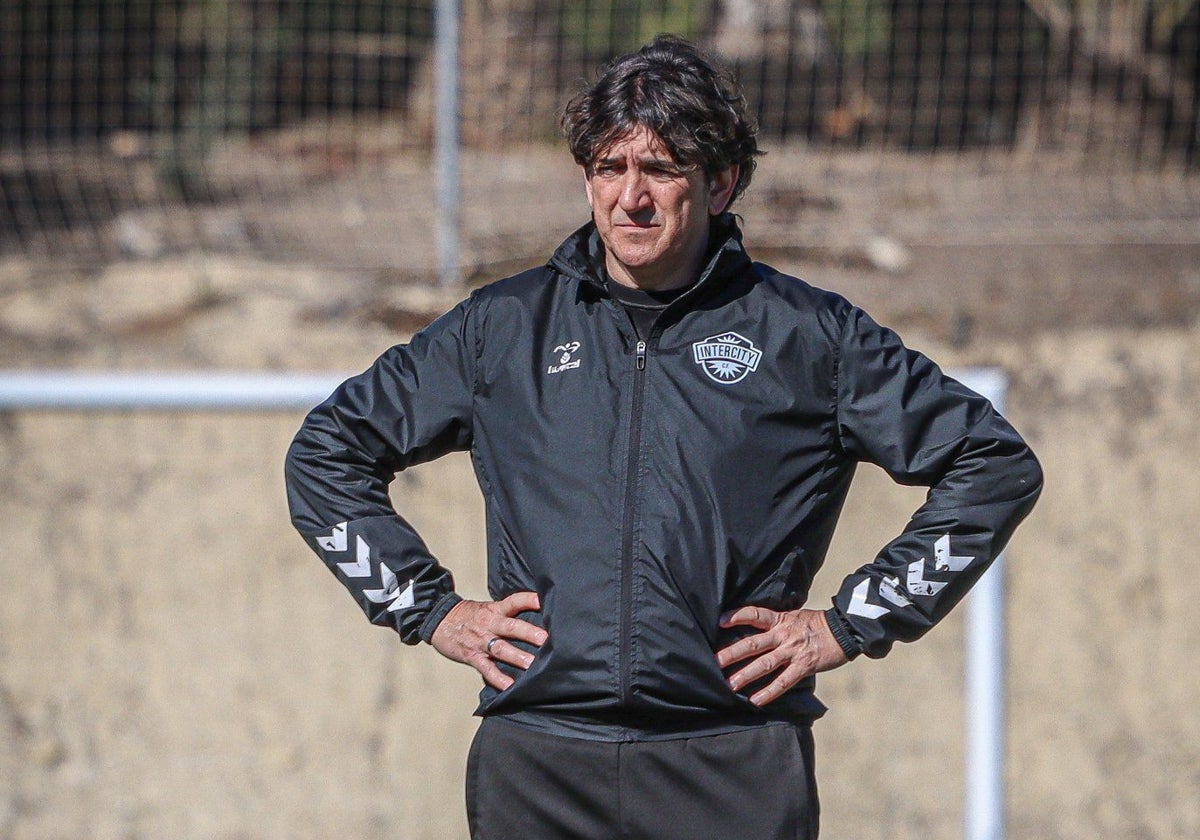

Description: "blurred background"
1 1 1198 838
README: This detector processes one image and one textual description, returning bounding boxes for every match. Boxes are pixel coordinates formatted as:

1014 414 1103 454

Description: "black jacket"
285 216 1042 740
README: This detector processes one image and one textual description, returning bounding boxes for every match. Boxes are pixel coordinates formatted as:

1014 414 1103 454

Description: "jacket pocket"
728 547 807 612
486 501 535 597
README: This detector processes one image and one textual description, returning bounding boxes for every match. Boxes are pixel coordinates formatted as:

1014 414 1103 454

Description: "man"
285 36 1042 839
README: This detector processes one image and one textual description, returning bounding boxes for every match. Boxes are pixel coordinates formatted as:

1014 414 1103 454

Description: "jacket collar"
548 213 753 302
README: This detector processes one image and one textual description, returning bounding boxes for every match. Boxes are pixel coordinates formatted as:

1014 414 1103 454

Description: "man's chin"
611 249 663 273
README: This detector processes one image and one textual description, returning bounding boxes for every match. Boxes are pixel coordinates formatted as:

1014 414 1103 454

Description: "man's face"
584 126 737 291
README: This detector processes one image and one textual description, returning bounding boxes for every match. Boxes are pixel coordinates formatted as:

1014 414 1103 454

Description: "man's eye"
644 163 683 178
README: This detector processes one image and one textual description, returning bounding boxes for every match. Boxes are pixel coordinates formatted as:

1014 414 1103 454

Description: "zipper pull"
635 340 647 371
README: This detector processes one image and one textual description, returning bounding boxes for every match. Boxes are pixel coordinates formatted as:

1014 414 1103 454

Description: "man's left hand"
715 607 849 706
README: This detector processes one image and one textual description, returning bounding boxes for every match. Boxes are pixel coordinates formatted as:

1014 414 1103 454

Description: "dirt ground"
1 143 1198 839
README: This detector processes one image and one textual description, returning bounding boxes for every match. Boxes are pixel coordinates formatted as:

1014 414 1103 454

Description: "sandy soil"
1 144 1198 839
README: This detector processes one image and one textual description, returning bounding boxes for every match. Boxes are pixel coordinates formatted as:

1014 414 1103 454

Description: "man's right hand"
429 592 547 691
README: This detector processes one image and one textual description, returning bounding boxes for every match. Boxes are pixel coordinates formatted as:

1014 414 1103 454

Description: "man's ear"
583 168 595 210
708 165 739 216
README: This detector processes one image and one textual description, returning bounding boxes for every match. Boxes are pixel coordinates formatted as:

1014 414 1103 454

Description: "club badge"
692 332 761 384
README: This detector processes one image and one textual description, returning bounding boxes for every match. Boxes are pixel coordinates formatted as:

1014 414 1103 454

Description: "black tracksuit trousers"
466 717 819 840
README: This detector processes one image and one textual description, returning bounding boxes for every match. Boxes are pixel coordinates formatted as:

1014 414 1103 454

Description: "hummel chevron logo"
879 575 912 608
316 521 347 552
365 563 416 613
692 332 761 384
316 521 371 578
846 534 975 619
907 534 975 597
317 522 415 612
847 579 889 619
339 536 373 578
933 533 974 572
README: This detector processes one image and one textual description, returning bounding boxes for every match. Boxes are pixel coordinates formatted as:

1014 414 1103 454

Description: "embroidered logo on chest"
692 332 762 384
547 341 582 375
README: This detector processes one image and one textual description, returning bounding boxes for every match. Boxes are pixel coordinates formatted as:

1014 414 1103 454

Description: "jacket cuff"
824 607 864 660
417 591 463 644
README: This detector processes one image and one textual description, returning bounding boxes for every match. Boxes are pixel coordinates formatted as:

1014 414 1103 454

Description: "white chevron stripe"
316 521 347 553
390 579 416 613
847 578 889 619
364 564 416 612
879 575 913 608
336 535 372 578
907 557 948 597
933 534 974 572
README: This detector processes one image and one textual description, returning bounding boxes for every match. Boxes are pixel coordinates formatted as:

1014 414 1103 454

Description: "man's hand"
715 607 849 707
430 592 548 691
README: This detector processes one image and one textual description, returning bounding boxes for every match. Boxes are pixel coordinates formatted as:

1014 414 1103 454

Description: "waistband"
481 702 824 743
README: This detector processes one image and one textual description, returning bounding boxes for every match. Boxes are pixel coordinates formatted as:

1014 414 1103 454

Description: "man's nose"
618 171 652 213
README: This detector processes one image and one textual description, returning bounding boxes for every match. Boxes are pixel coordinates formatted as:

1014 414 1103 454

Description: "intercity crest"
692 332 762 384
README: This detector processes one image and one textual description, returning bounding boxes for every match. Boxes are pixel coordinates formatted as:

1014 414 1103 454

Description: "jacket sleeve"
823 306 1043 659
284 296 478 645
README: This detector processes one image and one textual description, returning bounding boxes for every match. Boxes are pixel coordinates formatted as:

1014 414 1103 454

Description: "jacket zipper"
619 337 649 704
611 252 723 705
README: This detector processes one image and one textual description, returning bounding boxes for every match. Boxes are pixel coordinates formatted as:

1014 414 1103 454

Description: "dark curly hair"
561 35 762 207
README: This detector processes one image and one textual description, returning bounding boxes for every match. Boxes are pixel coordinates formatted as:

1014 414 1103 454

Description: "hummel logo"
846 534 975 619
548 341 582 375
692 332 762 384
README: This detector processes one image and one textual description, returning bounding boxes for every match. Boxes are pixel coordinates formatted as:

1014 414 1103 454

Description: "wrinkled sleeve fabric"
824 306 1042 659
284 296 478 645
